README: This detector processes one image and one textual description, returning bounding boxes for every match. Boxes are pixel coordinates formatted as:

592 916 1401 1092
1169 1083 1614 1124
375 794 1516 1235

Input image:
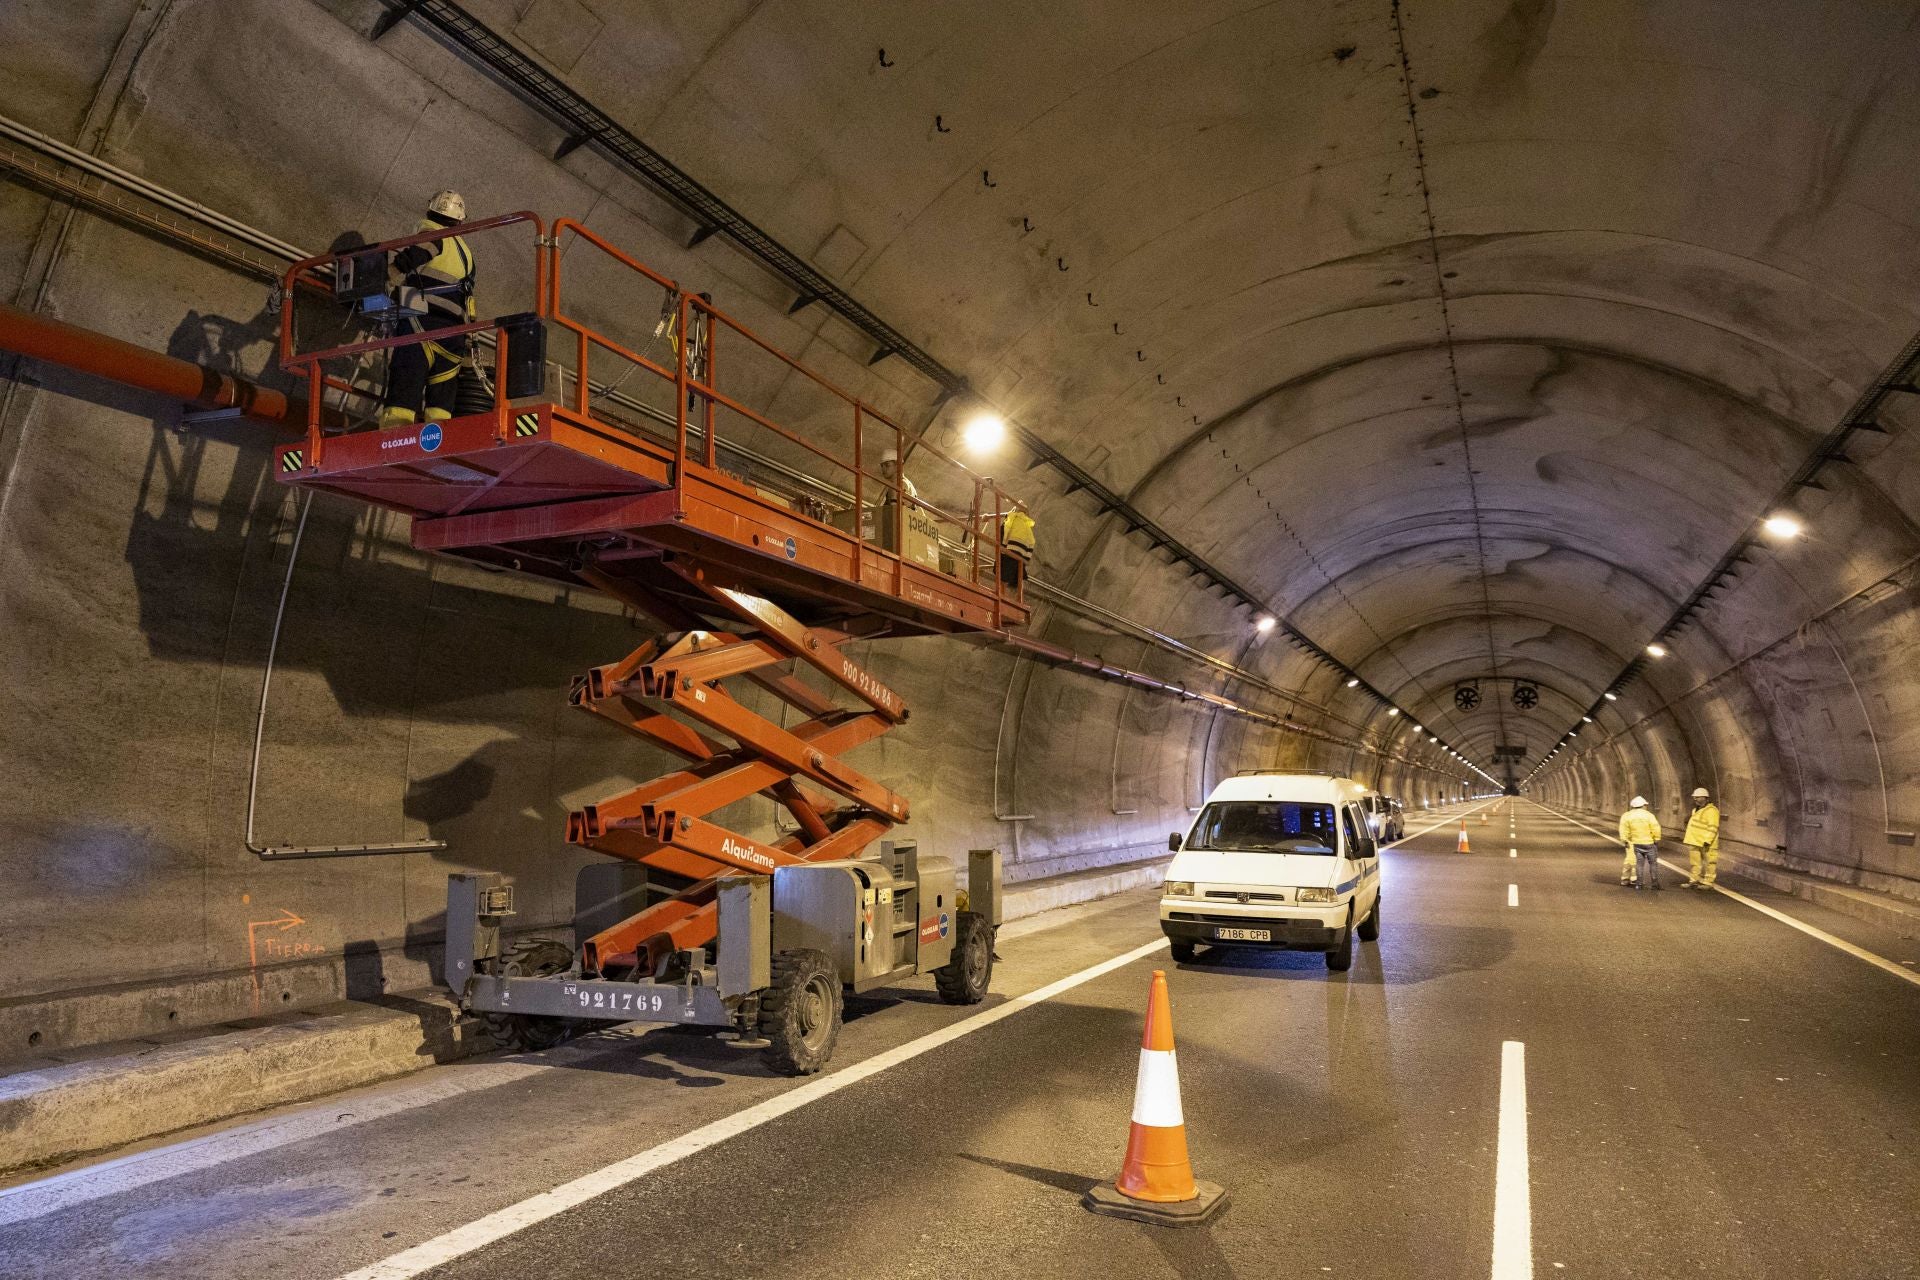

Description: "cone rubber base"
1083 1179 1229 1227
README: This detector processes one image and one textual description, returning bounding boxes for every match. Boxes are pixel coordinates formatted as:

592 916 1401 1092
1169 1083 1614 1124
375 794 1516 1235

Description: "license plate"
1214 927 1271 942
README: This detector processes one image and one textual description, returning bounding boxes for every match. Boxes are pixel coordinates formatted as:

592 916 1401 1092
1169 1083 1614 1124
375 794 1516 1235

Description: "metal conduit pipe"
0 112 307 261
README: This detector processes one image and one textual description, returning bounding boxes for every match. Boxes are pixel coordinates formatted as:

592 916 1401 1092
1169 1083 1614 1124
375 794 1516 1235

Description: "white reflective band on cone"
1131 1048 1184 1128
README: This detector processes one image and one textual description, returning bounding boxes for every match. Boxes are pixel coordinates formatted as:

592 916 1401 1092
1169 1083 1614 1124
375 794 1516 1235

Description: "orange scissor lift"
277 213 1028 1072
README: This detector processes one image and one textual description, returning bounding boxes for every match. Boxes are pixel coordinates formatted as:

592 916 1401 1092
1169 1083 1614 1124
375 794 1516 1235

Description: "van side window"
1341 807 1363 857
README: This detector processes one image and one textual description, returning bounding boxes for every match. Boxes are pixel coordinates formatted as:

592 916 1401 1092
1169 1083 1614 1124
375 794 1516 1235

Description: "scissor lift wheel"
484 938 576 1051
934 911 994 1005
759 949 842 1075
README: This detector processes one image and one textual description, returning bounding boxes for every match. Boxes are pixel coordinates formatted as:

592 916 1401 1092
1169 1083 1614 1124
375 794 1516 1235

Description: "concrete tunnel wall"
5 0 1920 1055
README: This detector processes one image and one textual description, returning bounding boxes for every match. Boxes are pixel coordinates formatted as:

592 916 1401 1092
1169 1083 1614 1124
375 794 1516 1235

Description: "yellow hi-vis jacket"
1619 806 1661 846
1002 509 1035 560
1684 803 1721 849
393 219 475 321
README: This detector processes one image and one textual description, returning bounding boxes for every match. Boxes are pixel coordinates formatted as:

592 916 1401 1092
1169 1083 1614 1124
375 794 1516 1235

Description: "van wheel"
1358 898 1381 942
1325 912 1355 972
1169 940 1197 963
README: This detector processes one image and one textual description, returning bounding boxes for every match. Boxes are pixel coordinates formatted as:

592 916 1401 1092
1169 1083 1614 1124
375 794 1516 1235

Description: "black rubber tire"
759 948 842 1075
483 938 576 1051
934 912 995 1005
1325 911 1355 972
1358 897 1381 942
1168 940 1198 963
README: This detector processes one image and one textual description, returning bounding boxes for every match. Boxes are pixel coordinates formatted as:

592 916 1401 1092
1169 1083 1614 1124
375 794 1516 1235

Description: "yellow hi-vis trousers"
1621 845 1638 882
1688 840 1720 886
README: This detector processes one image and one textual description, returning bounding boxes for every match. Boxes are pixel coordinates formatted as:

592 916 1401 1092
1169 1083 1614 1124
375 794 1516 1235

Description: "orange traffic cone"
1458 825 1472 854
1084 970 1229 1226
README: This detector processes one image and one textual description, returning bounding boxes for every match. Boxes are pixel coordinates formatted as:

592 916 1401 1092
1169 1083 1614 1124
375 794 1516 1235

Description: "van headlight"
1165 881 1194 897
1295 887 1337 904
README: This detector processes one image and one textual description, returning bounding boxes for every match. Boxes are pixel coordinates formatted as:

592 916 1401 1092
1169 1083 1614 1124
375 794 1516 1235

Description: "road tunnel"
3 3 1919 1276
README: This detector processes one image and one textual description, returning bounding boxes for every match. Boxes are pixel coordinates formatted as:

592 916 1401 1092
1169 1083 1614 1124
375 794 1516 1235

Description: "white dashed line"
1507 884 1519 908
1492 1040 1533 1279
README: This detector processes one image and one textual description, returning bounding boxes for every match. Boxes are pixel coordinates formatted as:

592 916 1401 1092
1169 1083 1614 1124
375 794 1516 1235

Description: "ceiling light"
1346 677 1360 688
1762 513 1803 540
1604 692 1619 701
1646 642 1667 658
961 410 1006 454
1582 716 1593 723
1254 615 1276 634
1387 708 1399 718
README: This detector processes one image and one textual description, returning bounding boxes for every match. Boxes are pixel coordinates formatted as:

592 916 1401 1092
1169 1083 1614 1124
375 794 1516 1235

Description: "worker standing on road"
1683 787 1722 888
383 189 475 427
1619 795 1663 891
999 505 1035 596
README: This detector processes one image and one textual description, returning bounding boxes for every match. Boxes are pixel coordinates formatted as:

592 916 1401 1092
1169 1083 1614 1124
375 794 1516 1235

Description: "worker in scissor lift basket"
382 189 476 427
999 505 1035 598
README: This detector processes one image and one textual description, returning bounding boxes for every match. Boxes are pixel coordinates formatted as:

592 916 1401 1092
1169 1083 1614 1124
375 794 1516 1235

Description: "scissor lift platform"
274 212 1026 1070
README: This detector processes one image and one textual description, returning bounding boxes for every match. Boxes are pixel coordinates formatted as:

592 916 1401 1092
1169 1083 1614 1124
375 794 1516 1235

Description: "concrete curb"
1 861 1169 1176
0 992 491 1176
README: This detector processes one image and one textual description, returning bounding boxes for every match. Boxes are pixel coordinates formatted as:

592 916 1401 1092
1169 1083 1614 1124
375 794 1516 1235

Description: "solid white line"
333 936 1171 1280
1507 884 1519 908
1532 802 1920 991
0 1060 549 1227
1492 1040 1532 1279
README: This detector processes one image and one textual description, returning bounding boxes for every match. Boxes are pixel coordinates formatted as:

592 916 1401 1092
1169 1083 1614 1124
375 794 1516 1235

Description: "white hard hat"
1631 795 1648 808
427 189 466 223
879 448 900 465
1691 787 1710 799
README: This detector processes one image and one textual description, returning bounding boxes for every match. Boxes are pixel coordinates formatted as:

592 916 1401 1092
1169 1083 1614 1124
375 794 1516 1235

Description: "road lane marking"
1507 884 1519 908
1492 1041 1532 1279
1385 799 1502 850
1509 847 1517 857
1534 803 1920 991
0 1060 550 1227
332 936 1172 1280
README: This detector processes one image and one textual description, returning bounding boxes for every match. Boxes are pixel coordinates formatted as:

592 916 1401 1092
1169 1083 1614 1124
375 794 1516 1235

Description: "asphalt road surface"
4 799 1917 1279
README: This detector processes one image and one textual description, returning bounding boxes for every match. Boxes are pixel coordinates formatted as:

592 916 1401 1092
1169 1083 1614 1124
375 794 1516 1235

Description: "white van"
1160 772 1383 971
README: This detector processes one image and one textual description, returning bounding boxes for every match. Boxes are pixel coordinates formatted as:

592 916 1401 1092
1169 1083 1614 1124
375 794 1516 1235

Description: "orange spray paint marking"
246 909 307 968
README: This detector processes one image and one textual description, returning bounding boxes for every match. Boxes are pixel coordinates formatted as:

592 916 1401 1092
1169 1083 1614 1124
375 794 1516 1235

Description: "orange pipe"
0 299 302 431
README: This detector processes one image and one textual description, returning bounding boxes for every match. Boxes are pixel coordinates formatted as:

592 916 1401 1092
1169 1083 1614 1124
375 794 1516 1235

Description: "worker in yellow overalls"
999 506 1035 597
1619 795 1663 890
383 189 476 427
1683 787 1722 888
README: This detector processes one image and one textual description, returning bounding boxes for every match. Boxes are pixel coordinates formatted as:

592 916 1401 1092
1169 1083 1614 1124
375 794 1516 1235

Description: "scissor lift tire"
759 948 842 1075
934 911 994 1005
484 938 577 1052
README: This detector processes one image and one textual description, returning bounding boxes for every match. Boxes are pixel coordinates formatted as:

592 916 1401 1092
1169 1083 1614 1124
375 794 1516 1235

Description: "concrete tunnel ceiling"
507 0 1920 780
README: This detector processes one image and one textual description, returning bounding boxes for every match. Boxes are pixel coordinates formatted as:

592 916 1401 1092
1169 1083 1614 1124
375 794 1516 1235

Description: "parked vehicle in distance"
1362 793 1405 841
1160 772 1383 972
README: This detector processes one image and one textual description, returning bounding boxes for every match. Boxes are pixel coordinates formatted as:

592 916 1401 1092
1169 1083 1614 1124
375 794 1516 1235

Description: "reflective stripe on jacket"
1684 803 1721 848
1619 807 1661 846
1002 509 1035 559
393 219 475 320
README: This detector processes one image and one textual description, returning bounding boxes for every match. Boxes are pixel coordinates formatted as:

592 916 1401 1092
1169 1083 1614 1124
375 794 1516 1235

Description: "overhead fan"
1454 683 1481 711
1511 682 1540 710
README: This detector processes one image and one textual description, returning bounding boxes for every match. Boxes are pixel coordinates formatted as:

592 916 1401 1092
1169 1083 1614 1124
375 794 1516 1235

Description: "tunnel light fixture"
1254 615 1276 634
1604 691 1619 701
1762 512 1804 540
1346 677 1360 687
1582 715 1593 723
1645 642 1667 658
961 410 1007 454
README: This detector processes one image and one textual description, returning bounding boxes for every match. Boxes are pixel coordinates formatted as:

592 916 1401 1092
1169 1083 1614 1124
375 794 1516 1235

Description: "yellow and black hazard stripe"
280 449 304 472
512 411 540 438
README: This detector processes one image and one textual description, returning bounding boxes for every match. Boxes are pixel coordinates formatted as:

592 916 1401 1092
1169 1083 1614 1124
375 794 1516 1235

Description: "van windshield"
1186 801 1338 854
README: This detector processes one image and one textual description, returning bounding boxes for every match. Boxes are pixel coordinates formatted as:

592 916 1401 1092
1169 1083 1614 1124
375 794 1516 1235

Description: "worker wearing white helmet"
877 447 918 501
383 189 476 427
1682 787 1722 888
1618 794 1662 890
